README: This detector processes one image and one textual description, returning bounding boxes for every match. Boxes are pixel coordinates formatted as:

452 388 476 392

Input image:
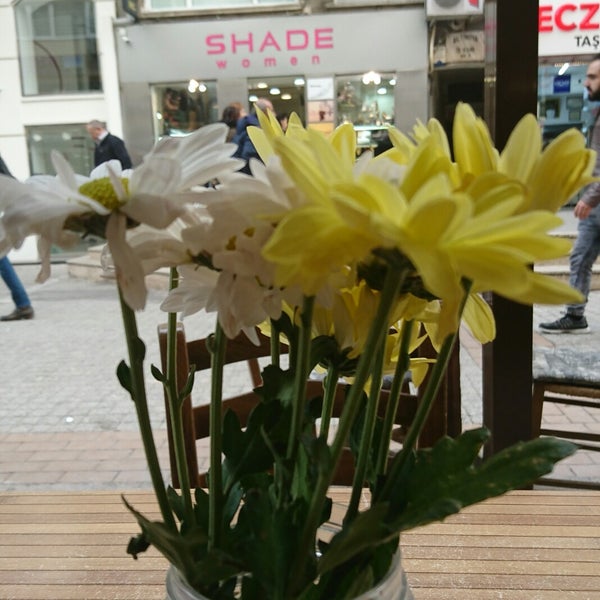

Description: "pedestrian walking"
540 54 600 334
0 154 34 321
86 120 132 169
232 98 273 175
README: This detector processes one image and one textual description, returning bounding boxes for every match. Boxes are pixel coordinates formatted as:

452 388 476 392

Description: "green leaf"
385 429 577 533
150 363 166 383
166 486 185 522
179 367 195 400
231 489 312 598
123 496 204 575
221 404 281 488
317 503 392 574
116 360 132 395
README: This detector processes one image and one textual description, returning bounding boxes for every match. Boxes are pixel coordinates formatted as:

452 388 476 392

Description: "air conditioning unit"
426 0 484 19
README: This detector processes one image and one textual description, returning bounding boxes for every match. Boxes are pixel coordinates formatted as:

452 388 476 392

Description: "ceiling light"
270 87 281 95
281 93 292 100
198 83 207 93
389 78 396 86
558 62 570 76
362 71 381 85
294 78 305 86
377 87 387 95
257 82 268 89
249 94 258 102
188 79 199 93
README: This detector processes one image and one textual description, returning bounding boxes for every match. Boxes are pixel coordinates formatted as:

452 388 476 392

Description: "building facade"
4 0 595 260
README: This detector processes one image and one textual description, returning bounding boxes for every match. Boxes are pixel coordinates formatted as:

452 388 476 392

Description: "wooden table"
1 489 599 599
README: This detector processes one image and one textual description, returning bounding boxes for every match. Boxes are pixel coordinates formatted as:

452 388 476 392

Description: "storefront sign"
445 31 484 62
539 2 600 55
553 74 571 93
119 9 427 81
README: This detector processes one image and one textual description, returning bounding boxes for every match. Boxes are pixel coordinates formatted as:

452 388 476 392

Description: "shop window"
538 61 593 147
335 73 395 127
153 81 218 139
27 123 101 256
145 0 297 11
334 72 396 155
15 0 100 96
247 76 306 127
27 123 95 175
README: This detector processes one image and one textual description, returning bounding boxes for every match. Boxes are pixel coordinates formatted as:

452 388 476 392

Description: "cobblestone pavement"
1 255 598 491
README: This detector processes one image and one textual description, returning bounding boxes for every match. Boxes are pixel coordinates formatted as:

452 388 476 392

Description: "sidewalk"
1 258 598 491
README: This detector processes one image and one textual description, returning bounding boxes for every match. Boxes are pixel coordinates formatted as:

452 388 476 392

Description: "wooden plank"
403 546 600 562
0 557 167 570
1 489 599 599
401 533 599 550
415 591 596 600
403 558 599 576
0 584 165 600
404 524 599 537
407 573 600 592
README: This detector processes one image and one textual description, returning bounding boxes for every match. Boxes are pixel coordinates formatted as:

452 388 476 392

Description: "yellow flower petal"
498 114 541 181
462 292 496 344
453 102 498 177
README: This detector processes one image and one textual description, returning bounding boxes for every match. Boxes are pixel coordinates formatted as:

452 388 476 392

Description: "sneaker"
0 306 34 321
539 314 589 334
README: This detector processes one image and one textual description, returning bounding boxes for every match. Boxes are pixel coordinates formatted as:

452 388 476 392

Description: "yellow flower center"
78 177 129 211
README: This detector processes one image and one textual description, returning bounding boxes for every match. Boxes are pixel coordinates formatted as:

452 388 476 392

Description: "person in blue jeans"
540 54 600 334
0 256 34 321
0 154 34 321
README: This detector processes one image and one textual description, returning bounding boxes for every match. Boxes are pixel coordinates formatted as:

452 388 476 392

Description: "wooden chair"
532 349 600 490
158 322 462 488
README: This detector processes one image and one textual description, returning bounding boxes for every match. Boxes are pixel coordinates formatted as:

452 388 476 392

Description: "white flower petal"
51 151 78 190
123 194 185 229
106 213 147 310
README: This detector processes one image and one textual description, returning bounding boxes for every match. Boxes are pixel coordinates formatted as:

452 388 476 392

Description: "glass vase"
165 549 414 600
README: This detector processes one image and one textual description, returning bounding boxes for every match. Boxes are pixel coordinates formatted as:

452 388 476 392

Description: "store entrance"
430 66 484 149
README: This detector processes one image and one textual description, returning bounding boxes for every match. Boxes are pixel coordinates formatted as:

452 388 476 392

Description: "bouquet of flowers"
0 103 591 600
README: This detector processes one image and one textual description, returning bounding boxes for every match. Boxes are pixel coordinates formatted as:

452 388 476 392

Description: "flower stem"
270 318 281 368
118 290 176 531
286 295 315 462
345 340 386 524
290 270 402 594
209 321 227 549
380 284 471 501
375 320 414 476
164 268 195 526
319 365 339 439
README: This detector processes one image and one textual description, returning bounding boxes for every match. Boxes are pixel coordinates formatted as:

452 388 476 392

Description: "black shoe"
539 314 588 334
0 306 34 321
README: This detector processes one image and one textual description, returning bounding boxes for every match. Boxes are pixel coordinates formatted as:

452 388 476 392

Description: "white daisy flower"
0 123 242 309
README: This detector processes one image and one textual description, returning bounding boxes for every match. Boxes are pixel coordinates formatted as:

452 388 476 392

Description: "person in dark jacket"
86 120 132 169
0 155 34 321
232 98 273 175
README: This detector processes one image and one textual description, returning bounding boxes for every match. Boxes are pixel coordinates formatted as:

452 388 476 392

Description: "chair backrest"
158 322 461 488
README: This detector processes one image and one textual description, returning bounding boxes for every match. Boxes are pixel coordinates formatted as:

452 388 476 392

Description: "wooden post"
482 0 538 457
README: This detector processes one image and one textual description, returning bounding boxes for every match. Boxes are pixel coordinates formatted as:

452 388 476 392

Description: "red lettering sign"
231 34 253 53
539 3 600 32
204 28 334 55
287 30 308 50
206 34 226 54
259 32 281 52
556 3 577 30
315 28 334 49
